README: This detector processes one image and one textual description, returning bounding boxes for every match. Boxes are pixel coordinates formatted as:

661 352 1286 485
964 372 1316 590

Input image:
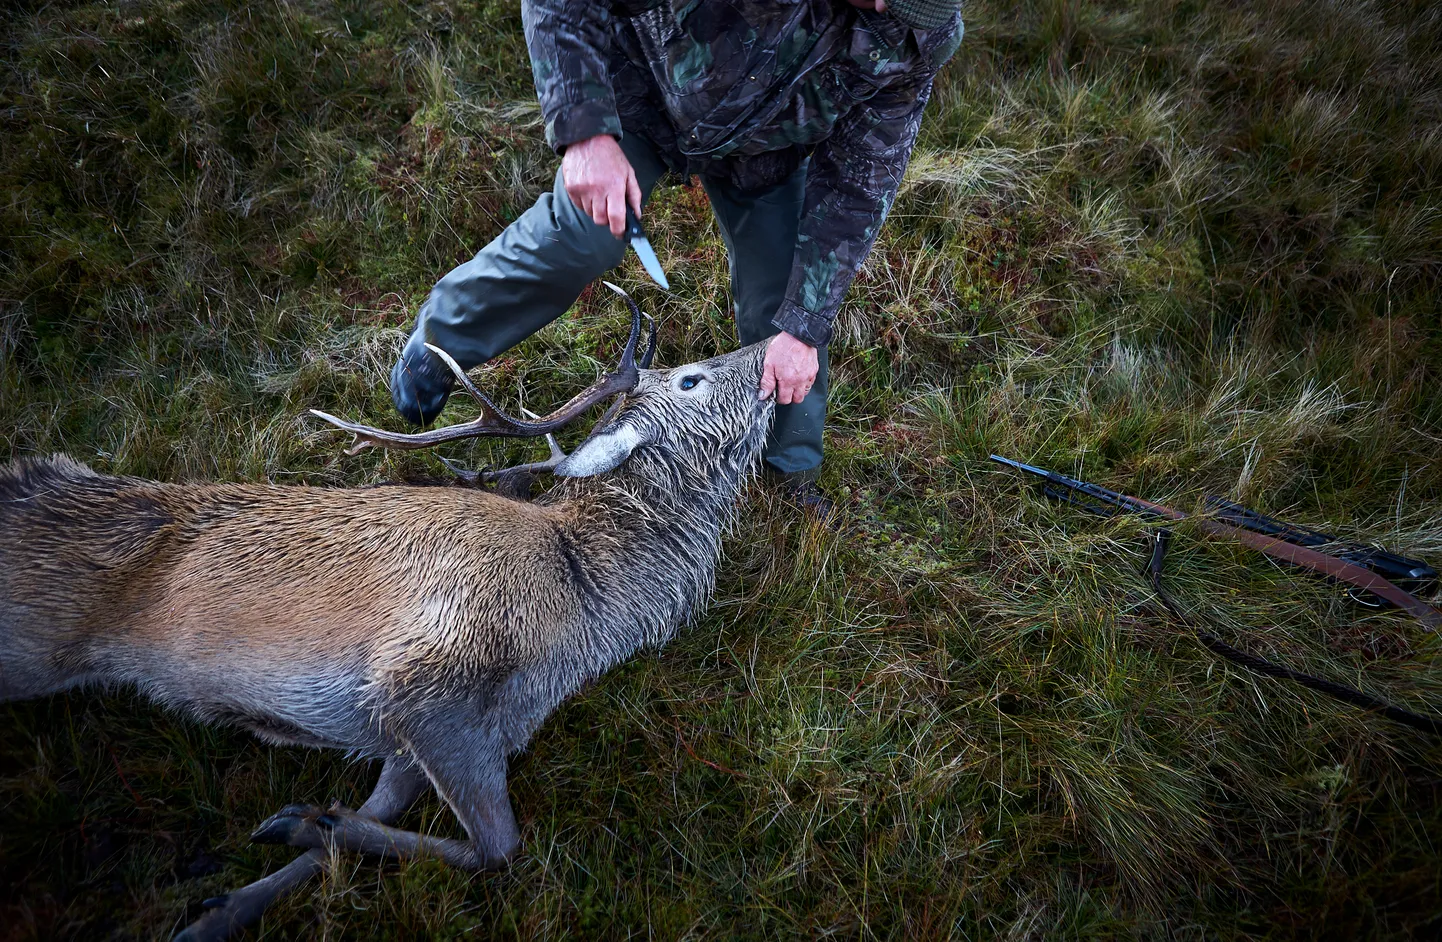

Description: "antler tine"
481 408 570 481
311 285 647 455
437 455 483 484
601 281 658 369
496 407 568 470
602 281 645 377
640 312 658 368
424 343 494 406
434 410 568 487
437 433 568 484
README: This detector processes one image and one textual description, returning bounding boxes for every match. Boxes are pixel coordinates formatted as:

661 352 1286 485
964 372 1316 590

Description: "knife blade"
625 207 670 290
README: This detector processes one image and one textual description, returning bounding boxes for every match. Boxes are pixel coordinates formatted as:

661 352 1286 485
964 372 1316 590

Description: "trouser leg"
702 166 827 476
392 136 668 423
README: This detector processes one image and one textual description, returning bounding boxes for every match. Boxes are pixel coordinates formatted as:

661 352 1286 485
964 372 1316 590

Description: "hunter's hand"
562 134 642 238
759 332 819 405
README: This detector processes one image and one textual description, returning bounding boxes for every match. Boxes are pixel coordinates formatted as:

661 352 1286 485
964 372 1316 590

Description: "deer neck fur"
538 410 771 664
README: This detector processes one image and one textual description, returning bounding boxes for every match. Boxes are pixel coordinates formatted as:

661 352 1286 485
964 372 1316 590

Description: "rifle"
988 455 1439 617
1201 496 1436 600
989 454 1442 735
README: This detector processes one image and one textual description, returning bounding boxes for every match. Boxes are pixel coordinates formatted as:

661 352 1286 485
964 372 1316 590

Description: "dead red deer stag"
0 284 777 940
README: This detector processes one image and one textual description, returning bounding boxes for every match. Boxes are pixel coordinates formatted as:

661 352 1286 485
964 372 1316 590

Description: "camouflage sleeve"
771 77 932 348
521 0 623 152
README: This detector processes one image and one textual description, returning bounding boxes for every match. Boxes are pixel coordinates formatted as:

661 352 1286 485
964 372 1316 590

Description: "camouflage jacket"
521 0 964 348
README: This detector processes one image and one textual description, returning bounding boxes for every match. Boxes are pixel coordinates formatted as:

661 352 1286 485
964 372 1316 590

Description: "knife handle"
625 206 646 242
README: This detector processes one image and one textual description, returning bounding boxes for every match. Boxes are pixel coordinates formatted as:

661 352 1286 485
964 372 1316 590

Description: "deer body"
3 466 583 752
0 324 774 941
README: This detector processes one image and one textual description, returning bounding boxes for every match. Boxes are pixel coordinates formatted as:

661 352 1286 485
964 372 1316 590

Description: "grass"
2 0 1441 938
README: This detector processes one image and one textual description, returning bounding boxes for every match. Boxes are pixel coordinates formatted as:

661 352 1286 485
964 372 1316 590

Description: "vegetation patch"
2 0 1440 938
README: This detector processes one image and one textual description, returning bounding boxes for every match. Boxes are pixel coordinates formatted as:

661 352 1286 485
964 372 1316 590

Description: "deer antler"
608 282 659 370
312 282 657 455
438 410 570 486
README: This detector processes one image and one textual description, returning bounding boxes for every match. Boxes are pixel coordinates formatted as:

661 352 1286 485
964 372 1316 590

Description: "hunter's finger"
758 362 776 401
576 191 602 228
572 186 595 220
627 172 642 220
606 191 626 238
588 195 610 231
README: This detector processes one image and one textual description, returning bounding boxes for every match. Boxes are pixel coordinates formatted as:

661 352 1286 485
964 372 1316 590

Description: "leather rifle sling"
1125 496 1442 632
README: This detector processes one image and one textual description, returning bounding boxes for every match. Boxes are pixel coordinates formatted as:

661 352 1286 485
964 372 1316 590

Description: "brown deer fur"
0 338 776 940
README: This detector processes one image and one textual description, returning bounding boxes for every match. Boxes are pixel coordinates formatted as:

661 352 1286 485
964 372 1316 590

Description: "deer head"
552 340 773 484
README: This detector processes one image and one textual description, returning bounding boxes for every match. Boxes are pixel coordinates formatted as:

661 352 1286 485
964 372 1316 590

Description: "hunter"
391 0 964 509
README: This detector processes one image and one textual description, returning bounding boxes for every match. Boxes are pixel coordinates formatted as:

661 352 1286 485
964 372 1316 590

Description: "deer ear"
554 423 649 478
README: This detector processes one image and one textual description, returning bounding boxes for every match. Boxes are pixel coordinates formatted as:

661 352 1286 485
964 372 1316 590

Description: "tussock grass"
3 0 1442 938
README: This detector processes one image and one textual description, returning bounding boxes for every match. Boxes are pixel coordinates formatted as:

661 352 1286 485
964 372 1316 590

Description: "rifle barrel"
991 454 1175 519
988 454 1052 477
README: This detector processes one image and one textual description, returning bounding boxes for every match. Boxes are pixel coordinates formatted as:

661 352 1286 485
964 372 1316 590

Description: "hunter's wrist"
575 133 618 149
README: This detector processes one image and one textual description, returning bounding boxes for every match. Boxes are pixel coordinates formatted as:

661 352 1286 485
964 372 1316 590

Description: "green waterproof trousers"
402 134 828 476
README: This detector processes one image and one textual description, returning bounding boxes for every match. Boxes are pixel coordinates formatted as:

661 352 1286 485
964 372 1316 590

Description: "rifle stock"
989 455 1442 631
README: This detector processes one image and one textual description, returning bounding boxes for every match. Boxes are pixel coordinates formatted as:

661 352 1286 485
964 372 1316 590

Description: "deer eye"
678 374 703 391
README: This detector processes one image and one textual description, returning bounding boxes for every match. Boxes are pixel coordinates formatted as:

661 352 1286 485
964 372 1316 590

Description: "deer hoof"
250 804 324 846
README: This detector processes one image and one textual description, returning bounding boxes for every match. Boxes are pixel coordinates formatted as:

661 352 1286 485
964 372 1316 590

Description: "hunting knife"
625 207 670 290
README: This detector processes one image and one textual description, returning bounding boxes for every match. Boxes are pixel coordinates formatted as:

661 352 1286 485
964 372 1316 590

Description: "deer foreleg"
250 721 519 872
173 756 428 942
251 805 504 870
